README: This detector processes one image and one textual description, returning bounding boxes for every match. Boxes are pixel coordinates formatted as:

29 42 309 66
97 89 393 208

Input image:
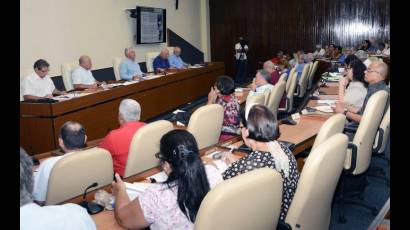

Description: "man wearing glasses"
21 59 66 101
334 60 389 134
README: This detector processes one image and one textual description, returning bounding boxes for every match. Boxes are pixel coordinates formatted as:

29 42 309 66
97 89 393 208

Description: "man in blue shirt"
168 47 188 69
119 47 144 81
153 48 170 73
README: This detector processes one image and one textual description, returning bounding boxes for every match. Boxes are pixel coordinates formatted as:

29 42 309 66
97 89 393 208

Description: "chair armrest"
372 128 384 153
344 142 358 174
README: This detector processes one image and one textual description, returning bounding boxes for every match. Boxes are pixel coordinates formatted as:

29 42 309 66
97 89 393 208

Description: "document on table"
317 99 337 105
144 74 163 80
125 182 154 200
146 171 168 183
314 105 334 113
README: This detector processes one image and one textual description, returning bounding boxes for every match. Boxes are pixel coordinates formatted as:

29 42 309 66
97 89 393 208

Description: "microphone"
82 182 98 200
79 182 104 215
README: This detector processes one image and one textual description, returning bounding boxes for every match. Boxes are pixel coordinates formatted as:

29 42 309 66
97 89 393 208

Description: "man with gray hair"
334 60 389 135
247 69 274 99
313 44 326 57
169 46 188 69
33 121 88 203
119 47 144 81
99 98 145 177
20 148 96 230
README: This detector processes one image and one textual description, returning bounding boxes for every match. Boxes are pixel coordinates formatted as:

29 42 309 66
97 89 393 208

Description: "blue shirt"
153 55 170 71
295 63 305 80
338 54 347 64
119 58 143 80
168 54 185 69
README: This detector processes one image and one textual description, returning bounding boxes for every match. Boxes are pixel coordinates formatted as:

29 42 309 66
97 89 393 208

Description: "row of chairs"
45 103 224 205
247 60 320 116
20 47 175 92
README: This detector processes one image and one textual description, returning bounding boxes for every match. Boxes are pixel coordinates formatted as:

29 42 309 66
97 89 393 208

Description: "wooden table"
21 63 225 155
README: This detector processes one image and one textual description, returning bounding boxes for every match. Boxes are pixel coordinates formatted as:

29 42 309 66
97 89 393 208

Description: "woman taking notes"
111 129 222 230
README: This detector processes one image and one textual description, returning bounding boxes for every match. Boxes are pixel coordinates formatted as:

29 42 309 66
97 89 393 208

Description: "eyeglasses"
365 68 381 75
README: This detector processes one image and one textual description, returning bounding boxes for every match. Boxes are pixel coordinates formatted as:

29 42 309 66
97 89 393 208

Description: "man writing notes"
169 47 188 69
153 48 171 73
119 47 144 81
21 59 66 101
71 55 102 90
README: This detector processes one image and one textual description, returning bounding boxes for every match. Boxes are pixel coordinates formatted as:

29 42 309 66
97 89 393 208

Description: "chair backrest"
46 147 113 205
187 104 224 149
311 114 346 150
113 57 123 81
345 90 388 175
285 134 348 230
124 120 174 178
284 71 298 112
263 89 271 105
286 68 296 92
61 61 78 91
145 52 160 72
307 61 319 90
297 62 312 97
373 106 390 154
245 93 266 111
194 168 283 230
266 81 286 117
279 73 287 83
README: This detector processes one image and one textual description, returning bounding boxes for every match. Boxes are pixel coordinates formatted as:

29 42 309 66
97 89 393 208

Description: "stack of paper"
147 171 168 183
144 75 163 80
317 99 337 105
212 160 229 174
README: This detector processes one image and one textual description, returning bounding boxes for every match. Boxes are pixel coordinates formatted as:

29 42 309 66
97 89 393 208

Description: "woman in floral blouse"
222 104 299 221
207 75 240 141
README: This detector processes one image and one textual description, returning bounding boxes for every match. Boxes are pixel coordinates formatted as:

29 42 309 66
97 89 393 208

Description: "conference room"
20 0 390 229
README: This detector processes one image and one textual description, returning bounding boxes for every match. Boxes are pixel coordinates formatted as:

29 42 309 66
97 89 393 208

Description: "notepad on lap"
147 171 168 183
125 182 154 200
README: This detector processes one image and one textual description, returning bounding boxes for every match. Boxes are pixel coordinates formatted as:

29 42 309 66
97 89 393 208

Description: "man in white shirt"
21 59 66 101
33 121 87 203
71 55 102 90
20 147 96 230
313 44 326 58
247 69 274 99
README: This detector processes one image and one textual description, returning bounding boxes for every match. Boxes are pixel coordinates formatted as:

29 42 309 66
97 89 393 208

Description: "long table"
20 63 225 155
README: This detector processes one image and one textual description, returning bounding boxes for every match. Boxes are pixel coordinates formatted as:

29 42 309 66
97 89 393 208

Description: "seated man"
21 59 66 101
71 55 102 90
263 61 286 108
153 48 171 73
334 60 390 136
313 44 326 57
247 69 274 99
168 46 188 69
99 99 145 177
33 121 87 202
20 148 96 230
119 47 144 81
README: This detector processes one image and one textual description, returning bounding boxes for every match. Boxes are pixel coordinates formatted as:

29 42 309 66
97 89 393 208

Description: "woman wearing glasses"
111 129 222 230
338 58 368 110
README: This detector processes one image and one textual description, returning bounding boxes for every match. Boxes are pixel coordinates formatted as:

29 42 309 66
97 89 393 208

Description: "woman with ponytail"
112 129 223 230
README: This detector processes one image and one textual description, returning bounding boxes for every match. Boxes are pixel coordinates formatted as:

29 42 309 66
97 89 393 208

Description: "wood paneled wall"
209 0 390 77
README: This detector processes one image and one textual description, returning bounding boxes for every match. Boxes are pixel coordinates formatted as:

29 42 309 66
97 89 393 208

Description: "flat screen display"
136 7 166 44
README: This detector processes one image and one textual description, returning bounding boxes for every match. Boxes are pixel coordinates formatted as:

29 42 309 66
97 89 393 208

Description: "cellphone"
212 152 223 160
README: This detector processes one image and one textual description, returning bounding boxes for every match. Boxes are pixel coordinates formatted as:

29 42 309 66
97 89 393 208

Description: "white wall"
20 0 211 77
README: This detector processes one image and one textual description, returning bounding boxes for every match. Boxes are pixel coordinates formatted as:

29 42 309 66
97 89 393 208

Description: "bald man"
169 47 188 69
71 55 101 89
153 48 171 72
334 60 389 125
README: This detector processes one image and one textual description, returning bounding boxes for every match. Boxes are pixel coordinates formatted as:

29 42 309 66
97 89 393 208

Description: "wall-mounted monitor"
135 6 166 44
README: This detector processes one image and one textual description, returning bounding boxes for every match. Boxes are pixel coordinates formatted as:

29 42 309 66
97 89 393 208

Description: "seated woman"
207 75 240 141
112 129 223 230
338 58 368 110
221 104 299 221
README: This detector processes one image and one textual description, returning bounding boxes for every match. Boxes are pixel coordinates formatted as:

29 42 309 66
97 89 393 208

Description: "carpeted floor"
329 139 390 230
